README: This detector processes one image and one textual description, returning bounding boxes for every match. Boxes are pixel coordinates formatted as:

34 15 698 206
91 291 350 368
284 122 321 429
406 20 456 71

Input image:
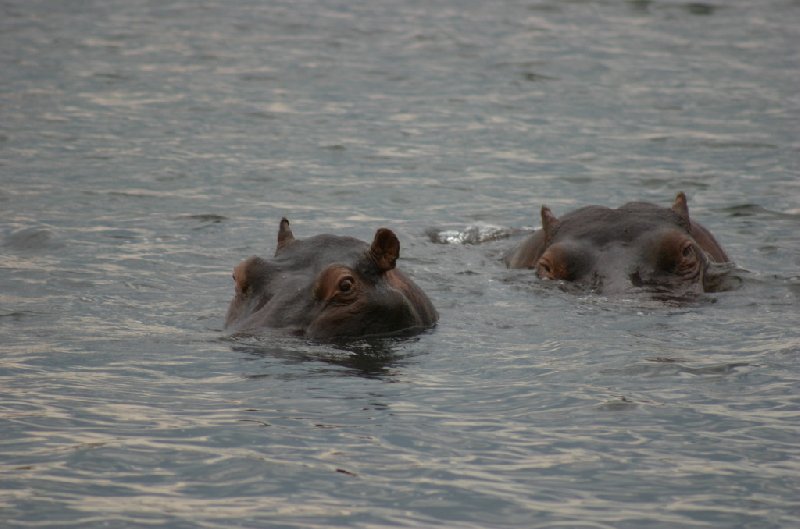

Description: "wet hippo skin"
504 192 732 294
225 218 438 339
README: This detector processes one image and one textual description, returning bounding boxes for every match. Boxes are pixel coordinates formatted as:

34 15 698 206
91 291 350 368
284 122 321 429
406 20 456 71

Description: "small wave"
0 310 42 322
612 359 752 378
174 214 228 224
723 204 800 220
2 227 57 252
426 224 524 245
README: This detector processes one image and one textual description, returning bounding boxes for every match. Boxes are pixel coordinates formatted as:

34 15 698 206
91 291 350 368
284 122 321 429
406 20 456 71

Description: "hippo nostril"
630 271 643 287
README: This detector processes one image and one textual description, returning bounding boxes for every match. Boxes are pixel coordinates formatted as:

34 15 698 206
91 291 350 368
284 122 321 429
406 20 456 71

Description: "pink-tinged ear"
370 228 400 272
541 205 560 244
671 192 691 225
276 217 295 253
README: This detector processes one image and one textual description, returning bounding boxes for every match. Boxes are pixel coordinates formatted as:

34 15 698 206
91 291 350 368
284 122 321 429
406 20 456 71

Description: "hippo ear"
232 256 264 295
671 192 691 226
276 217 295 253
370 228 400 272
541 205 560 244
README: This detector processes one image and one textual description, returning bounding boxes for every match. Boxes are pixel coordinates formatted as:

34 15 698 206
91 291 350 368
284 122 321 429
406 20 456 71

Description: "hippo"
225 218 438 339
503 192 731 294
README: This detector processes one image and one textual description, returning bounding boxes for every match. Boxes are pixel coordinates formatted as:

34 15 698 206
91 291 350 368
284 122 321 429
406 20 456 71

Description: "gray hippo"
503 192 731 294
225 218 437 339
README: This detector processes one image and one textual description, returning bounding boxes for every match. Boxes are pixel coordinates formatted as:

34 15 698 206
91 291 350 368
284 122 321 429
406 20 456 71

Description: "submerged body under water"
2 0 799 528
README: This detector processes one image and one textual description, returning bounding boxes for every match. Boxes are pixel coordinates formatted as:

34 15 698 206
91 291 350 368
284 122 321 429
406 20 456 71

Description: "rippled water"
2 0 799 527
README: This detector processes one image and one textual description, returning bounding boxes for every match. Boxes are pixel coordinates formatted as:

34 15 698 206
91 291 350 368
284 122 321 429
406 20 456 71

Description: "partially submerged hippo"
504 193 731 294
225 219 437 339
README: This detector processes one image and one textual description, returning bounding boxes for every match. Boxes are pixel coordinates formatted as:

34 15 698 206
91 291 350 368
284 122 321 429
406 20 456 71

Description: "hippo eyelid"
313 266 360 302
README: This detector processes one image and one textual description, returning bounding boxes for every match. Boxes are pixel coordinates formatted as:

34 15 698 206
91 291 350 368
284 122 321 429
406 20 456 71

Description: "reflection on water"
230 333 423 378
2 0 800 527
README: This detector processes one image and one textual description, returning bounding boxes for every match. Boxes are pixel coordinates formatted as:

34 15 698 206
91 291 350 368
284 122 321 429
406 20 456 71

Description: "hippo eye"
338 276 354 293
682 244 695 258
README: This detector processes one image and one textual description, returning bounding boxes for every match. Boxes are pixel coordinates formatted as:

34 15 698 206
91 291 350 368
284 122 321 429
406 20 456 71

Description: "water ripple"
1 0 799 527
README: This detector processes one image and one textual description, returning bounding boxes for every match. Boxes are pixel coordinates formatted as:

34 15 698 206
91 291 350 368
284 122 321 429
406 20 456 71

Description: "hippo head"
225 219 437 340
505 193 731 295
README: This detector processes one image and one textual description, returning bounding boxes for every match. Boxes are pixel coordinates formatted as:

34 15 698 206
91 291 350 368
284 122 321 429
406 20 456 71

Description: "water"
1 0 799 527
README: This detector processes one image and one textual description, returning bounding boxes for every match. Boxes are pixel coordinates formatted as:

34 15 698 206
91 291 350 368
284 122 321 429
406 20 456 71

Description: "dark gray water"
2 0 799 527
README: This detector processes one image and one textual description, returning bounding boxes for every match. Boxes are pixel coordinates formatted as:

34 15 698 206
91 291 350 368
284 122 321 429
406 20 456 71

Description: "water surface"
2 0 799 527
